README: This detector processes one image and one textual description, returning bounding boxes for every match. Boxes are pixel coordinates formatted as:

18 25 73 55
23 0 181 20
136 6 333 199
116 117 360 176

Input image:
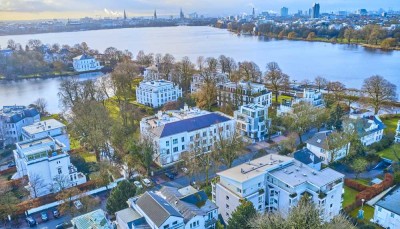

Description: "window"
258 182 261 187
163 225 170 229
172 221 177 225
166 141 169 146
203 131 207 137
173 139 178 144
181 137 185 142
226 196 229 200
330 204 333 208
258 205 262 210
258 196 263 203
226 204 229 209
226 212 229 217
190 136 193 141
173 147 179 153
378 207 382 212
182 145 185 150
58 167 62 174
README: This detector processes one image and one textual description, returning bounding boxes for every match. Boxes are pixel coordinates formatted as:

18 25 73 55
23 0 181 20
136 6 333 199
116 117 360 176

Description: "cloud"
104 8 122 17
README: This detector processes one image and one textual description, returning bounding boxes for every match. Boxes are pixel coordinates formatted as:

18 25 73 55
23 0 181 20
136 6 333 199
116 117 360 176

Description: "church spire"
154 9 157 19
180 8 184 19
124 10 127 20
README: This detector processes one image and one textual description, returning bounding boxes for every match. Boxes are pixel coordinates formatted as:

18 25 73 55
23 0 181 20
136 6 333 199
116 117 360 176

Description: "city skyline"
0 0 400 21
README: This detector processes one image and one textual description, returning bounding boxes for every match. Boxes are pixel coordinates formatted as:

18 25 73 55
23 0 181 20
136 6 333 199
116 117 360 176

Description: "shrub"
344 179 368 192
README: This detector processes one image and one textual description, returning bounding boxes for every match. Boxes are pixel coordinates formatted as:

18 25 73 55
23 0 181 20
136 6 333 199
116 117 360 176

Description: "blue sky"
0 0 399 20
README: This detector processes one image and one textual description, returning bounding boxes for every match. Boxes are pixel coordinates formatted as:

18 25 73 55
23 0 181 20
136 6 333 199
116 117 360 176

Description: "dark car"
26 216 37 227
53 209 60 218
165 172 175 180
55 223 65 229
41 212 48 222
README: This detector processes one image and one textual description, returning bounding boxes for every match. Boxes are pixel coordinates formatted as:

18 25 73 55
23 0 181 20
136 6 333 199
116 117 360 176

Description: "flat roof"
116 208 143 223
18 137 54 149
375 186 400 216
23 119 65 135
269 162 344 188
217 155 293 182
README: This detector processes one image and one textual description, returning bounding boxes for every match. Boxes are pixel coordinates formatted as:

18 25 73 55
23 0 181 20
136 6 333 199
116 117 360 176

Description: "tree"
51 175 72 192
106 180 136 215
238 61 262 82
282 102 314 144
32 98 48 115
352 158 368 179
0 183 18 223
56 187 83 216
264 62 290 103
227 200 256 229
307 32 316 40
326 81 346 101
324 131 349 163
327 104 345 131
361 75 397 115
29 173 46 198
314 76 328 91
213 125 244 168
173 56 195 94
314 108 330 131
287 32 297 39
381 38 398 49
194 79 217 111
344 28 355 44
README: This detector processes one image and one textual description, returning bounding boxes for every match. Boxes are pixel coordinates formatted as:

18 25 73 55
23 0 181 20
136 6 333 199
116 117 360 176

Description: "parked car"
41 212 48 222
55 223 65 229
26 216 37 227
53 209 60 218
165 172 175 180
74 200 83 209
142 178 152 187
181 167 188 173
134 181 143 189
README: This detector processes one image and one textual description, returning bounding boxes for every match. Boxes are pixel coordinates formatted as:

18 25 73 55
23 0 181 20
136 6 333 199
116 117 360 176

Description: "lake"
0 26 399 113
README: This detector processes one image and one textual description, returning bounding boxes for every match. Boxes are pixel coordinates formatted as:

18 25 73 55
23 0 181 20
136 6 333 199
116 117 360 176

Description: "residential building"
190 73 229 93
13 136 86 197
0 48 13 57
278 88 323 116
395 120 400 143
234 103 269 143
306 130 351 164
373 186 400 229
136 80 182 108
345 115 385 146
71 209 113 229
293 148 322 171
0 106 40 147
281 7 289 17
212 155 344 224
217 81 272 107
117 186 218 229
140 106 235 167
22 119 70 151
72 54 102 72
143 65 160 81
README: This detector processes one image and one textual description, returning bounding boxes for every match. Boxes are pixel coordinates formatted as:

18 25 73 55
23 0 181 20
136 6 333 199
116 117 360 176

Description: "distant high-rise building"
154 9 157 19
252 7 256 18
281 7 289 17
357 9 368 15
123 10 127 20
311 3 320 18
180 8 185 19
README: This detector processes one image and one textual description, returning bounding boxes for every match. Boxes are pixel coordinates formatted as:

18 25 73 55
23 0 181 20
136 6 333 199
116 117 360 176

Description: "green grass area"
355 178 371 186
81 152 97 163
343 186 359 208
273 94 293 104
381 115 400 134
377 144 400 162
350 205 375 223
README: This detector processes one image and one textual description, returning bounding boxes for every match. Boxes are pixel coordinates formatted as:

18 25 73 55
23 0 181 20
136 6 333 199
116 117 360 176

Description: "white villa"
234 103 270 143
372 186 400 229
136 80 182 108
190 73 229 93
217 81 272 108
0 106 40 147
345 115 386 146
143 65 160 81
22 119 70 151
140 106 235 167
306 130 351 164
277 88 324 116
395 120 400 143
212 155 344 224
13 136 86 197
116 186 218 229
72 54 102 72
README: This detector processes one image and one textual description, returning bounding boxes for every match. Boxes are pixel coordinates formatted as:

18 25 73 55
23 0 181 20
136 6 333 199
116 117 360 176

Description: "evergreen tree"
227 200 256 229
106 180 136 215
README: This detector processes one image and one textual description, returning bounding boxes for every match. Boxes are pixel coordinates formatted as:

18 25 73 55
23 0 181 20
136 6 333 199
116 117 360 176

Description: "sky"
0 0 400 21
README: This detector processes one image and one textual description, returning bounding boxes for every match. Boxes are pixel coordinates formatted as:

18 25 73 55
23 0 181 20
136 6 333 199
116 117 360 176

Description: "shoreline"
0 70 106 81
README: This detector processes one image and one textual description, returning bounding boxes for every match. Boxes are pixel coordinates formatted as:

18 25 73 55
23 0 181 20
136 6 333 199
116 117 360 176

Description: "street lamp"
361 198 365 210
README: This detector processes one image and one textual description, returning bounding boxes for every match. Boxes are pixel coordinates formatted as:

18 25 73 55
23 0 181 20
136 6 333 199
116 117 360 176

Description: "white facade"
346 115 385 146
72 54 102 72
190 73 229 93
395 120 400 143
22 119 70 151
143 65 160 81
0 106 40 147
13 137 86 197
234 103 270 143
136 80 182 108
372 187 400 229
306 130 351 164
217 81 272 108
140 106 235 167
277 88 323 116
213 155 344 224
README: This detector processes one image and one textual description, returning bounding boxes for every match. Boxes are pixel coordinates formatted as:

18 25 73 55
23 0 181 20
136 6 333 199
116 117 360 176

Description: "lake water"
0 26 399 113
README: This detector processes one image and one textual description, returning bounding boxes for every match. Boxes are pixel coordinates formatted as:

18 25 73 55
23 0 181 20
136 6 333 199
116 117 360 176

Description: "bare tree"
264 62 290 103
29 173 46 198
282 102 315 144
213 124 244 168
239 61 262 83
361 75 397 115
51 175 72 192
314 76 328 91
32 98 48 115
326 81 346 101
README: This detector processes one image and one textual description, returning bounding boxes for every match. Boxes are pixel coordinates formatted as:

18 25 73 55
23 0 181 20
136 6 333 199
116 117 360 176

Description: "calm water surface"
0 26 399 113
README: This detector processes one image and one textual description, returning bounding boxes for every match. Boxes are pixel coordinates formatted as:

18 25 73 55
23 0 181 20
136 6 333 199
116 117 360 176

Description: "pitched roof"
73 54 94 60
6 108 39 123
306 130 332 149
351 116 386 137
136 192 182 227
115 208 150 229
294 148 322 165
375 186 400 216
158 113 231 138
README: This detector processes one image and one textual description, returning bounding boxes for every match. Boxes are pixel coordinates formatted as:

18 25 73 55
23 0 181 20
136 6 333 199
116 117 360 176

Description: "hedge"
344 179 368 192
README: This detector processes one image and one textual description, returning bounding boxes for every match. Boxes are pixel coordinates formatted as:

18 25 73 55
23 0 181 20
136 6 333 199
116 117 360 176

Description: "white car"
74 200 83 209
182 167 188 173
134 181 143 189
142 178 152 187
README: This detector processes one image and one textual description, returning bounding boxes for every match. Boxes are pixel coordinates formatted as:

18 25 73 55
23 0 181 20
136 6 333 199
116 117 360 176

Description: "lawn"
343 186 359 208
355 178 371 186
350 205 375 223
377 144 400 162
273 94 293 104
381 114 400 134
80 151 97 163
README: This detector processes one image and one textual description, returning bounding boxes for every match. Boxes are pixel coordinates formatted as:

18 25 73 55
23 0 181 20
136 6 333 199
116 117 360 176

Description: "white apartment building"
345 115 385 146
0 106 40 147
306 130 351 164
136 80 183 108
217 81 272 108
373 186 400 229
278 88 324 116
140 106 235 167
72 54 102 72
13 136 86 197
116 186 218 229
190 73 229 93
395 120 400 143
234 103 270 143
22 119 70 151
212 155 344 224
